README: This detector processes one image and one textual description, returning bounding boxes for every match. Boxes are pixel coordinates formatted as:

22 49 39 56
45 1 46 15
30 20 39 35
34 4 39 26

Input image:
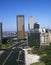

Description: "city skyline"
0 0 51 31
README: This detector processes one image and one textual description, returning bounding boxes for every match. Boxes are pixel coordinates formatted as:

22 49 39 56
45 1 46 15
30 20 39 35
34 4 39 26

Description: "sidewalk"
23 48 40 65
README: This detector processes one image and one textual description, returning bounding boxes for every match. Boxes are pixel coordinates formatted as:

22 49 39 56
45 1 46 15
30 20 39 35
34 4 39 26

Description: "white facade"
40 33 51 46
29 16 34 30
39 28 46 33
39 28 51 46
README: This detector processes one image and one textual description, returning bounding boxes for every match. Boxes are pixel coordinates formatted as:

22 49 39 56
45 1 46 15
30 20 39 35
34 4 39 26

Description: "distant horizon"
0 0 51 31
3 30 28 32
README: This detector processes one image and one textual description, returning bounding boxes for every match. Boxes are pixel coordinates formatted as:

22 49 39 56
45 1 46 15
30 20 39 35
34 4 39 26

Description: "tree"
41 56 48 63
0 44 1 49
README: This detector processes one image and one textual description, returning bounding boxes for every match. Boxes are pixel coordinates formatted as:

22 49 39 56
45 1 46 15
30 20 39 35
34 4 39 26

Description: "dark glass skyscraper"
34 22 40 29
0 22 2 44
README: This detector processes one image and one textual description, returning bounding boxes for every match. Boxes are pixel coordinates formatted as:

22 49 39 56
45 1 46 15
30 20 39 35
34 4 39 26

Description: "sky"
0 0 51 31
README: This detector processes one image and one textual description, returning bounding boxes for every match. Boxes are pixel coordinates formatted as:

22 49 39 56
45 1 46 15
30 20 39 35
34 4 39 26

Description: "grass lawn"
30 61 45 65
28 50 33 54
0 42 16 49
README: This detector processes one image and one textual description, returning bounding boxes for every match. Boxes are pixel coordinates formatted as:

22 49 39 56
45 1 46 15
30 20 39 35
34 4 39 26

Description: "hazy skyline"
0 0 51 31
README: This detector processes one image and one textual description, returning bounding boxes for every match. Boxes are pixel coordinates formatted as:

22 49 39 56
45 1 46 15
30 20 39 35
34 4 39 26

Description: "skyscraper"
17 15 25 40
28 32 40 48
28 16 34 31
0 22 2 44
34 22 40 29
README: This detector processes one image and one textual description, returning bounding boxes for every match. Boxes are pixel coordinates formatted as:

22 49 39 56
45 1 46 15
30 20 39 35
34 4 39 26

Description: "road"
0 43 25 65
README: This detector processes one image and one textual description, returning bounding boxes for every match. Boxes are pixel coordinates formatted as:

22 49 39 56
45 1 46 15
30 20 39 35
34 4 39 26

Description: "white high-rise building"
28 16 34 31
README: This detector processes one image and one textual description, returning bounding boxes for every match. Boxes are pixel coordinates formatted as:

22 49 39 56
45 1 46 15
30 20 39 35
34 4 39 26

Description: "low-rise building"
40 29 51 46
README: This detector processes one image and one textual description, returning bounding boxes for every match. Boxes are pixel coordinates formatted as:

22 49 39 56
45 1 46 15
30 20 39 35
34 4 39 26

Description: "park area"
28 44 51 65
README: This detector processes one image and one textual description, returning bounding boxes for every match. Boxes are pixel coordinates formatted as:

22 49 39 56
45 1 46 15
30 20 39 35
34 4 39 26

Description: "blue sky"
0 0 51 31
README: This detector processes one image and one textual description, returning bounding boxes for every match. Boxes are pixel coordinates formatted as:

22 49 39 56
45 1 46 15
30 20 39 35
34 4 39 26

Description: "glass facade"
0 23 2 44
28 32 40 47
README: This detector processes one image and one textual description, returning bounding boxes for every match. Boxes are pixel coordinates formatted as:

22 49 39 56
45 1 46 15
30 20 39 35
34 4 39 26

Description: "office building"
39 28 46 33
28 16 34 31
0 22 2 44
33 22 40 32
40 30 51 46
28 31 40 48
17 15 25 40
34 22 40 29
28 20 40 47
